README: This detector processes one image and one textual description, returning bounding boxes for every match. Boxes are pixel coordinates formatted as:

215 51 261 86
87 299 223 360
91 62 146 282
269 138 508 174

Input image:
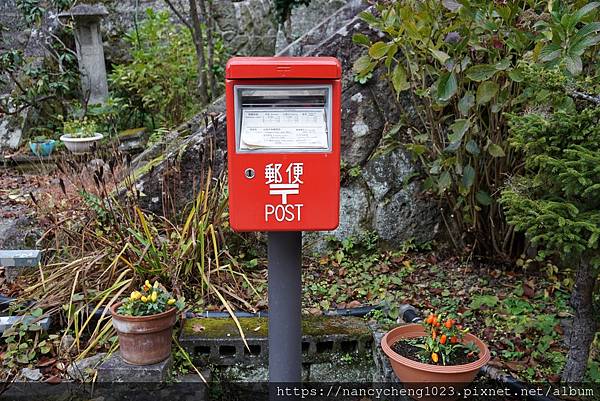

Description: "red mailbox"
226 57 341 232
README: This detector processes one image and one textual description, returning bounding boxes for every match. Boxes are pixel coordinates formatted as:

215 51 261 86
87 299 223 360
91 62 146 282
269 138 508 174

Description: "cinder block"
180 316 373 367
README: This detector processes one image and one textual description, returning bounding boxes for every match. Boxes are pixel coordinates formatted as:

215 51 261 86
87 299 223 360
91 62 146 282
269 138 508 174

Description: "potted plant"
381 312 490 401
111 280 184 365
29 135 56 157
60 117 104 154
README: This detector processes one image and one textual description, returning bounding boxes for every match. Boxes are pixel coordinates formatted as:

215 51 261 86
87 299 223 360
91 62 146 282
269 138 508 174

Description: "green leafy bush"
500 64 599 382
109 9 211 128
1 1 79 140
61 116 98 138
354 0 599 256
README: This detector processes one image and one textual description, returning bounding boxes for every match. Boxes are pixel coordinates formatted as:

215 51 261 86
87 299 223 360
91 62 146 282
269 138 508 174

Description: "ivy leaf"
359 11 379 26
16 354 29 364
448 118 470 142
436 72 458 102
470 295 498 308
369 41 390 59
476 190 493 206
438 171 452 191
539 44 561 62
494 58 511 71
476 81 498 105
564 55 583 75
458 92 475 116
392 64 410 92
352 55 371 74
508 69 524 82
28 324 42 331
462 165 476 188
466 64 497 82
487 143 506 157
429 48 450 64
352 33 371 46
465 139 480 155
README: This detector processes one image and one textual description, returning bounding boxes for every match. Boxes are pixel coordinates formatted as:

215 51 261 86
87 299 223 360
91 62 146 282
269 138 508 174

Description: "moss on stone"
182 317 269 338
181 316 371 339
128 154 165 182
300 315 371 338
119 127 146 139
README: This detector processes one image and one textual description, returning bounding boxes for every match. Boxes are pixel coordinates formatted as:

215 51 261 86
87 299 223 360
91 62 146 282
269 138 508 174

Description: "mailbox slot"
234 85 332 153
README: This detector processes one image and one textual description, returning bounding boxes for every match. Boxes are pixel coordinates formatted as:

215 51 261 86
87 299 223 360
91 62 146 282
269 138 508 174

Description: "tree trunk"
200 0 217 98
189 0 209 104
561 256 597 382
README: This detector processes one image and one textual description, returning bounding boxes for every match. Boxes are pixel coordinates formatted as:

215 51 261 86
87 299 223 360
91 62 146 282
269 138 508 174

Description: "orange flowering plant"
415 312 478 365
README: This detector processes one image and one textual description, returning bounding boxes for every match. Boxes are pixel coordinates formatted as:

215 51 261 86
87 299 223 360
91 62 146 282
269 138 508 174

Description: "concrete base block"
97 354 172 382
0 250 41 283
0 316 51 333
4 266 35 283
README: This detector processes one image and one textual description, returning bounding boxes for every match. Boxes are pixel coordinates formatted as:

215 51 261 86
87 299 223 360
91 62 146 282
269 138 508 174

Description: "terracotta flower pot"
110 302 177 365
381 324 490 401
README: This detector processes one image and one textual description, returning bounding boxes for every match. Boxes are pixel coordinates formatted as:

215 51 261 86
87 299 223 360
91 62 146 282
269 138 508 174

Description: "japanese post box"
226 57 341 232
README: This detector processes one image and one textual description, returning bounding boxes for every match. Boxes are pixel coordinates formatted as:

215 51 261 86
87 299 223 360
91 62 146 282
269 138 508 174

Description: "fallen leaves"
192 323 205 333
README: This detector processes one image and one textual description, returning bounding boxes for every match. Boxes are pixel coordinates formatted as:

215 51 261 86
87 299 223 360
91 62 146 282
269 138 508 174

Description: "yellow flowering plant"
117 280 185 316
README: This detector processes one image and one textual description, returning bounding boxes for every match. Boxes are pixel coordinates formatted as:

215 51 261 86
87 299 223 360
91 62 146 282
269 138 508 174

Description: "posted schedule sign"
240 108 328 150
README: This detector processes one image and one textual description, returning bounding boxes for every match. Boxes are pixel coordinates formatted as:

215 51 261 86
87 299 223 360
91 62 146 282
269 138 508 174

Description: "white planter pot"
60 133 104 154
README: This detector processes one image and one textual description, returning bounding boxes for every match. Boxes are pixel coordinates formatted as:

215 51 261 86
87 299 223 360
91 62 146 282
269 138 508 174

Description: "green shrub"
355 0 599 257
500 64 599 382
109 9 209 128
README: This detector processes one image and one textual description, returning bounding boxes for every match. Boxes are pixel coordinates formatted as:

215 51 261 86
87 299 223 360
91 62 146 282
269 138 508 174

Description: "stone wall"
0 0 54 152
275 0 348 52
102 0 278 60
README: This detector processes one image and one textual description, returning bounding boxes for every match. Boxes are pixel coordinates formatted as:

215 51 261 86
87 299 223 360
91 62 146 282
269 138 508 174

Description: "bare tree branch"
570 90 600 105
189 0 209 103
164 0 193 31
200 0 216 98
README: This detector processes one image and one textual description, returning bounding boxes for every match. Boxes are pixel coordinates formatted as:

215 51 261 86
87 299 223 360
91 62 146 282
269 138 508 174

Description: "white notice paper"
240 108 328 150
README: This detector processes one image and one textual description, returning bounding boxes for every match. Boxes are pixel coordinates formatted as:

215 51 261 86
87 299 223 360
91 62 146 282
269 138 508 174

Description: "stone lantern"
59 4 109 105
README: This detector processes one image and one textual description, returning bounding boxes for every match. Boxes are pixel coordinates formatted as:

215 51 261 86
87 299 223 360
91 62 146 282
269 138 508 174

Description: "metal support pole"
268 231 302 383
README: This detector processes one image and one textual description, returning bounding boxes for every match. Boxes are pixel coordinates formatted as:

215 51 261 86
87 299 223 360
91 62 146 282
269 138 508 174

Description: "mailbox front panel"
227 78 341 232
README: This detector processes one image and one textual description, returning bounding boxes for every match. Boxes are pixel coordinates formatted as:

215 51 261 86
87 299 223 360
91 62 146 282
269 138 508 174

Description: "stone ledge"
0 249 41 267
0 249 41 283
97 354 172 382
0 315 51 333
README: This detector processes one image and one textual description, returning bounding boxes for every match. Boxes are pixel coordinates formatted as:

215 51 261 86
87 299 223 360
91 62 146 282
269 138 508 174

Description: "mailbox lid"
226 57 341 80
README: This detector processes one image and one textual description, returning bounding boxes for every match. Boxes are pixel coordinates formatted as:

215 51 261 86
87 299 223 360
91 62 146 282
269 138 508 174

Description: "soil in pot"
391 339 478 366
